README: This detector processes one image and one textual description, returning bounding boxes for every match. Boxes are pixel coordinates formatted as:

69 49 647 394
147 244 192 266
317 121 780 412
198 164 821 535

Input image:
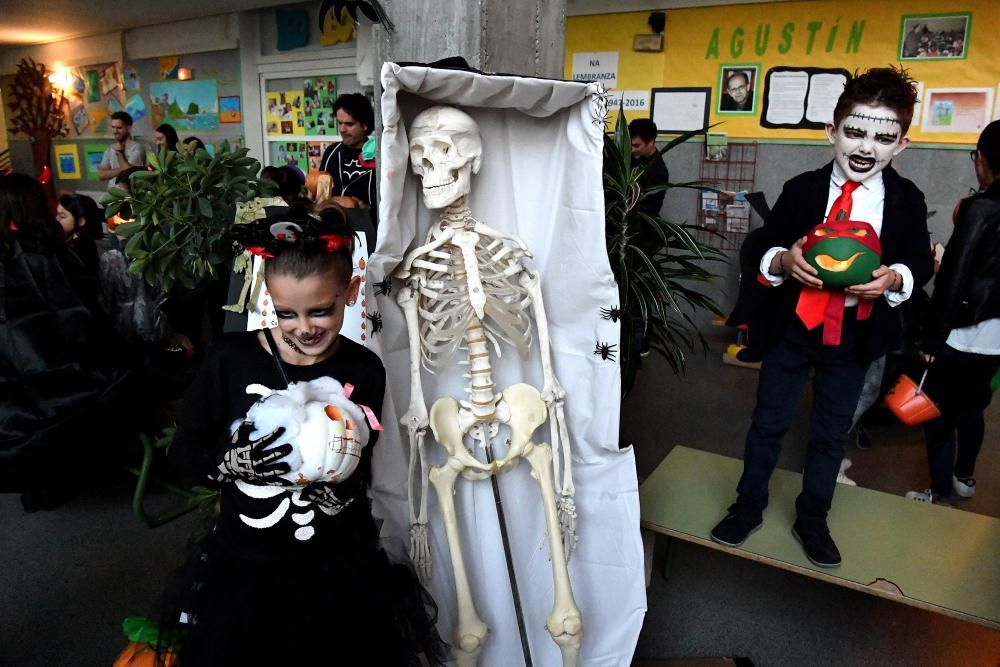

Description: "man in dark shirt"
628 118 670 357
629 118 669 217
318 93 377 208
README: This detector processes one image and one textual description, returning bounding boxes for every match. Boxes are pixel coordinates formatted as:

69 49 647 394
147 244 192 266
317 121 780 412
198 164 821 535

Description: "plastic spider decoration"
600 305 622 323
594 341 617 361
366 311 383 335
374 277 392 297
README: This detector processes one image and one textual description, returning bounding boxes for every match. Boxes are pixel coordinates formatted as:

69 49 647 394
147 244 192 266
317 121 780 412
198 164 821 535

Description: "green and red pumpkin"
801 219 882 287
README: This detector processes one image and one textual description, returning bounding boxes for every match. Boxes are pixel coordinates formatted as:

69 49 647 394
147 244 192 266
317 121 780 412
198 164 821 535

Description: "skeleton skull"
409 106 483 209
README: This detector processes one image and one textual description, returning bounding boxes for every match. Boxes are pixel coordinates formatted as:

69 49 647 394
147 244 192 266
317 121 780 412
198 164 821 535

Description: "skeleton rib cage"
413 222 533 373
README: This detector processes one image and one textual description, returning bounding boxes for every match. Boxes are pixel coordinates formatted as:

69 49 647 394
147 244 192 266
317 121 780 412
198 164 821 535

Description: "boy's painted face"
826 103 910 182
268 271 360 358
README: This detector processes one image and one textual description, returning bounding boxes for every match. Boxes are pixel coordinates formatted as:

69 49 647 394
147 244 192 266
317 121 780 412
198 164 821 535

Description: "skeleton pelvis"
428 383 547 477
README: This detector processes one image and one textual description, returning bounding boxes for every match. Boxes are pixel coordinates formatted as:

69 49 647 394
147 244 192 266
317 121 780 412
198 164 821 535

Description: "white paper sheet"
805 73 848 124
652 89 708 132
765 71 809 125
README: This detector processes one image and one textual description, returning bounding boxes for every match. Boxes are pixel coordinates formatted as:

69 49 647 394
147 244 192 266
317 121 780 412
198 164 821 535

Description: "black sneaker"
710 503 763 547
792 522 841 568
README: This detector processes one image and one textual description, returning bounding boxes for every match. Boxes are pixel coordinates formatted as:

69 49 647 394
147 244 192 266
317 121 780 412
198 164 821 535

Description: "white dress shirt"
759 162 913 307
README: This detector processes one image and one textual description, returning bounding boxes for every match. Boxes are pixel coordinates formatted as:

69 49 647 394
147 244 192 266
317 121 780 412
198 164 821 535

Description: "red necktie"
825 179 861 223
796 179 870 345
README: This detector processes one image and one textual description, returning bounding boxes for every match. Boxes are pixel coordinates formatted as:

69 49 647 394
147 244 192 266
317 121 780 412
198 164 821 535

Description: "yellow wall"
566 0 999 144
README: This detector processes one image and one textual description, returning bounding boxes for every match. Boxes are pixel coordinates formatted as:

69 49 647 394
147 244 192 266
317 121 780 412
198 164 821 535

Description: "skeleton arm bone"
396 283 433 581
472 220 533 254
396 226 457 280
520 269 577 559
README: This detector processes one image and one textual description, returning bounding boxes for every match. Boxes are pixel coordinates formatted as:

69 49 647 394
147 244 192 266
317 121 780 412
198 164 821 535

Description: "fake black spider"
366 311 383 335
373 278 392 297
600 305 622 323
594 341 617 361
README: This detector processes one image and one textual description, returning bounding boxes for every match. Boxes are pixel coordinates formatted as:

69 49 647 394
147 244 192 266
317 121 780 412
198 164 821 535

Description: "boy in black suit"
711 67 934 567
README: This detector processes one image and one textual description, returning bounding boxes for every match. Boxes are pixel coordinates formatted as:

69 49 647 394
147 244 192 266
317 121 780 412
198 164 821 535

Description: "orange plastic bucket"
886 369 941 426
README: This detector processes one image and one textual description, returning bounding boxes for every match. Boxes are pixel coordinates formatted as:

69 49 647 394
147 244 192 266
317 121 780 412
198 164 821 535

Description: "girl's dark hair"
183 136 206 151
233 205 355 285
261 165 306 202
977 120 1000 177
155 123 179 151
58 193 105 241
0 172 59 251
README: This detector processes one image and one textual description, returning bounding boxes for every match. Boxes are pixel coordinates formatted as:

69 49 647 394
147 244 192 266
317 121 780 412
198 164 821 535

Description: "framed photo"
650 87 710 134
219 95 241 123
717 64 759 115
899 13 970 61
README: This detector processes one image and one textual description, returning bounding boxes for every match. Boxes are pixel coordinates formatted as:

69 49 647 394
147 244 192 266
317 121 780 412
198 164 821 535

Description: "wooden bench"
639 446 1000 629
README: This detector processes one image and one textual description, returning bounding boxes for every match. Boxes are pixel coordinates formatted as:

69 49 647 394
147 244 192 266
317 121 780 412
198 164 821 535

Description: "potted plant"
101 142 266 291
603 109 724 395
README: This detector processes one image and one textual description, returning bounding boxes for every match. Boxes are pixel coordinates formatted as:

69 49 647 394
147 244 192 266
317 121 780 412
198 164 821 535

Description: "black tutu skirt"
156 500 448 666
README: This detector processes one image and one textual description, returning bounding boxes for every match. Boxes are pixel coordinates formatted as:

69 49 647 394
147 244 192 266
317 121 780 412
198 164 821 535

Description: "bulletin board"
566 0 1000 144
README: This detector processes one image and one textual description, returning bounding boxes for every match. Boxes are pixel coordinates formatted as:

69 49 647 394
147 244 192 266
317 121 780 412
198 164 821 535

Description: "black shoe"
710 503 763 547
792 521 841 568
855 422 873 450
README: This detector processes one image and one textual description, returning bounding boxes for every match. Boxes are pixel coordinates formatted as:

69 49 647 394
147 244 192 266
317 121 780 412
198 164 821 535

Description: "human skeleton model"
394 106 582 666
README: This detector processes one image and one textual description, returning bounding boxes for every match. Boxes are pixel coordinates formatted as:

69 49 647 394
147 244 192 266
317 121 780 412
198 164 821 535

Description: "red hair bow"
318 234 351 252
245 246 275 259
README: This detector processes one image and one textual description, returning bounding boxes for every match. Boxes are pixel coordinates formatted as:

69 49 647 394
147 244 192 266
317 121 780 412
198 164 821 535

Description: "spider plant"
603 109 725 396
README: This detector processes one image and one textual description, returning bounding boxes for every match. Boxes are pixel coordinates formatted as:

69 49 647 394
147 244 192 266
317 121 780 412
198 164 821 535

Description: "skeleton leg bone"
525 442 583 667
428 400 490 666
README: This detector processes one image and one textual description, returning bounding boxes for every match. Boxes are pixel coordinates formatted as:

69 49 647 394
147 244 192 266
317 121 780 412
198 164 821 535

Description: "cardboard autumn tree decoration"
6 58 68 178
796 218 882 346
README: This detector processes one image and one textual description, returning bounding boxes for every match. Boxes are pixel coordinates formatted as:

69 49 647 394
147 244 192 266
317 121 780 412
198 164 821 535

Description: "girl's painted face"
154 131 166 147
268 271 360 358
55 204 78 238
826 103 910 182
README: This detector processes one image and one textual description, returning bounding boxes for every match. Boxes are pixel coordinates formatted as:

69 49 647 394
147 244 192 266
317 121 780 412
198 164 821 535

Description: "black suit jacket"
752 162 934 361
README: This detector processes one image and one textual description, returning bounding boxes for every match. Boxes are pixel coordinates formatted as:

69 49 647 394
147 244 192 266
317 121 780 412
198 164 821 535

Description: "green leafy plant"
101 142 266 291
603 109 725 395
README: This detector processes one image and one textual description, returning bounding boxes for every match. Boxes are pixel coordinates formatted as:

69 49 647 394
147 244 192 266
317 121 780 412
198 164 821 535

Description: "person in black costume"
906 120 1000 503
158 206 445 666
0 173 134 510
318 93 377 208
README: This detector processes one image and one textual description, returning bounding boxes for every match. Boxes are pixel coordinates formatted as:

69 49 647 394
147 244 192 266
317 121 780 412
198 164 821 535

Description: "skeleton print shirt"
171 331 385 555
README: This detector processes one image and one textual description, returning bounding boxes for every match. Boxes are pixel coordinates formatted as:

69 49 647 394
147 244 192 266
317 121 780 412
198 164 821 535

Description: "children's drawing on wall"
219 96 241 123
899 14 970 60
149 80 220 131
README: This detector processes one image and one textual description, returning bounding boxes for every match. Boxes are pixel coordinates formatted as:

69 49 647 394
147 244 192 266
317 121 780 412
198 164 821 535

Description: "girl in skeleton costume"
158 206 446 666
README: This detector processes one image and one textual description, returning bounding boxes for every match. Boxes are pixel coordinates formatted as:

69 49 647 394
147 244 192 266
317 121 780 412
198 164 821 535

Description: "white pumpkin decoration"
238 377 371 486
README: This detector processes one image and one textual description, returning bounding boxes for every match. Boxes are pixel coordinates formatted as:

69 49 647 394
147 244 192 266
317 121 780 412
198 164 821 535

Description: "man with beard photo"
710 67 933 568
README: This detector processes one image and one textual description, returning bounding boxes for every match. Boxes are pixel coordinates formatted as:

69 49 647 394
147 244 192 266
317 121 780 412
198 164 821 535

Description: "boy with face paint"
711 67 934 567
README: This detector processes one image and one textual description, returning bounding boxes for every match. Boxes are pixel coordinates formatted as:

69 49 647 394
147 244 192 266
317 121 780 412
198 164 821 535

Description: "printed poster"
304 77 337 136
921 88 993 134
308 142 333 173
